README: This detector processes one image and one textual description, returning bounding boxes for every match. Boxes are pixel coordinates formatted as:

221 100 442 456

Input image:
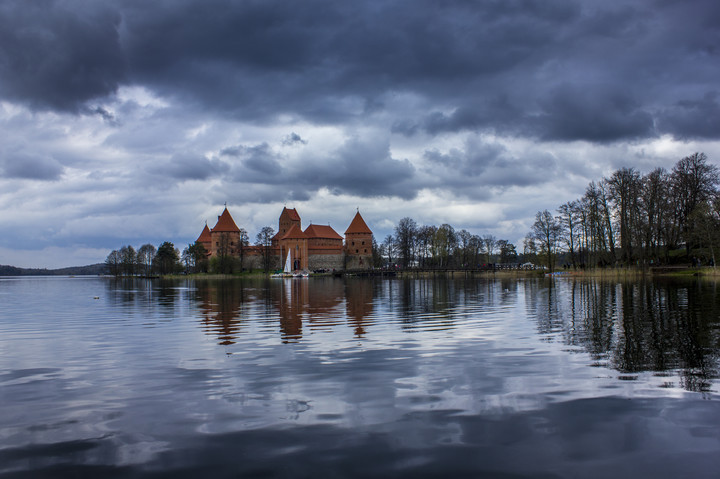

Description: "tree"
671 152 719 254
639 168 671 264
416 225 436 268
137 244 156 277
395 217 417 269
497 239 518 264
371 236 384 267
182 242 208 273
557 201 580 268
119 245 137 276
153 241 180 275
105 250 121 276
530 210 563 272
482 234 497 264
456 229 472 268
237 228 249 271
255 226 276 272
607 167 643 265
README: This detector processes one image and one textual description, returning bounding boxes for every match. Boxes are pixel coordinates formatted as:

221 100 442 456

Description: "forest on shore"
375 152 718 273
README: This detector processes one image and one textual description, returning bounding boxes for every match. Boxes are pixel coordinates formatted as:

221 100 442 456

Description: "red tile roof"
281 224 308 239
345 211 372 235
282 207 301 221
196 224 211 243
211 208 241 233
304 224 342 240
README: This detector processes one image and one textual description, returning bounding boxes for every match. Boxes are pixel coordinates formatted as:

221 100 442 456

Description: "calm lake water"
1 275 720 478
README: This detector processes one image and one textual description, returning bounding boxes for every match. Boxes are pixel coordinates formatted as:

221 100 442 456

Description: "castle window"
362 241 365 245
364 249 367 253
352 241 355 246
356 249 359 253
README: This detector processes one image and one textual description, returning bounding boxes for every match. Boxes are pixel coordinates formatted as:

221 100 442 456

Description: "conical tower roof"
345 211 372 235
197 224 211 243
211 208 240 233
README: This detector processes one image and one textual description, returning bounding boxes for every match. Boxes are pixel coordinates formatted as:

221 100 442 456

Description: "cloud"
657 92 720 140
151 153 229 181
0 152 64 180
2 0 720 267
282 132 307 146
297 136 417 199
0 0 125 112
533 84 656 142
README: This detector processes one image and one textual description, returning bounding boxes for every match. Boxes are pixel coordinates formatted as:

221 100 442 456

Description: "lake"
1 275 719 478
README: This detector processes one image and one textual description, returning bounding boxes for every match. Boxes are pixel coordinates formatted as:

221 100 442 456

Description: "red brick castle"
196 207 373 271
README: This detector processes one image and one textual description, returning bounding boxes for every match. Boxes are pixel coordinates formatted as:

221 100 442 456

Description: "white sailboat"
284 250 292 274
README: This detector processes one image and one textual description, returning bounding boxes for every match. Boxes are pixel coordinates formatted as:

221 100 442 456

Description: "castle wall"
241 254 281 271
308 254 345 271
345 255 372 270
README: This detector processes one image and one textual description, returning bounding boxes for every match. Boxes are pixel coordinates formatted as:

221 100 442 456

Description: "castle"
196 207 373 271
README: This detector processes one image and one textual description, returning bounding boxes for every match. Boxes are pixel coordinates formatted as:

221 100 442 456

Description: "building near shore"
196 206 373 271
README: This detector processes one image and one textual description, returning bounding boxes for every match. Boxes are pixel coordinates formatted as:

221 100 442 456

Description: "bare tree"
119 245 137 276
137 243 156 277
671 152 720 254
482 234 497 265
395 217 417 269
105 250 121 276
255 226 276 272
557 201 580 268
531 210 562 272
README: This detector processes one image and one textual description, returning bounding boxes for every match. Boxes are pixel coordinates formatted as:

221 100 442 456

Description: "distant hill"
0 263 106 276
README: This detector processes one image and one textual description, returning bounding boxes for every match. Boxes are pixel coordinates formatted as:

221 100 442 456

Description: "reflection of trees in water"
195 280 248 345
390 277 513 331
531 278 720 392
105 277 159 306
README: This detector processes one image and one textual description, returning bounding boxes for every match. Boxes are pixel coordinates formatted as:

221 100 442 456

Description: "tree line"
376 217 519 270
525 152 720 272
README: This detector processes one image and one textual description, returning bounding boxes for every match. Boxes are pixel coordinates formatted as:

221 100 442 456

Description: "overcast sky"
1 0 719 268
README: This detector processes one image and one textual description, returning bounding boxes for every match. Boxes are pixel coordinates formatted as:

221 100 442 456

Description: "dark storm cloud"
533 84 656 142
657 92 720 140
0 152 63 180
0 0 125 112
1 0 720 142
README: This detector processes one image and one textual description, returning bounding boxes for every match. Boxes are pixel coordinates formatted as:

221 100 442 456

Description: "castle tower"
196 223 212 256
345 211 373 268
278 207 301 237
210 207 241 257
279 224 309 271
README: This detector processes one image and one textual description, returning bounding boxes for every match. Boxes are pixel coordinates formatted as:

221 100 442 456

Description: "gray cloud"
1 152 64 180
151 153 229 181
0 0 718 143
282 133 307 146
298 137 417 199
2 0 720 267
0 0 125 112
